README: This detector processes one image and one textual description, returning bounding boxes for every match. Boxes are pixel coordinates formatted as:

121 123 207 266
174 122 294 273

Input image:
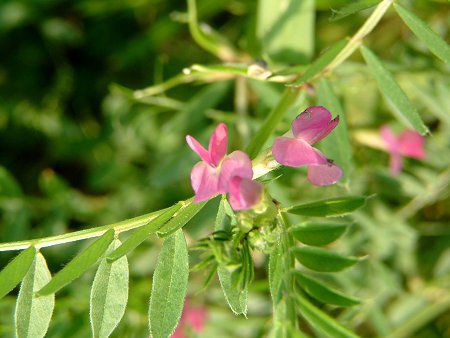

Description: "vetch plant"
1 0 449 337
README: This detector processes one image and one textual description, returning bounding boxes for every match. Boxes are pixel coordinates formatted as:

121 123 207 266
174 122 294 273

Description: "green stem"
187 0 237 61
279 211 298 329
325 0 394 73
0 201 193 252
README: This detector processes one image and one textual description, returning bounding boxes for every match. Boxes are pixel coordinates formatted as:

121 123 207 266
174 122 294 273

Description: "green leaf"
330 0 380 21
90 239 129 338
246 87 300 159
290 39 347 87
292 222 349 246
157 200 207 237
149 229 189 338
215 197 247 315
293 247 359 272
0 246 36 300
37 230 115 296
217 265 248 315
292 271 360 306
317 78 353 183
284 196 367 217
360 45 428 135
257 0 315 63
394 3 450 64
107 204 182 262
269 241 283 305
15 253 54 338
296 294 360 338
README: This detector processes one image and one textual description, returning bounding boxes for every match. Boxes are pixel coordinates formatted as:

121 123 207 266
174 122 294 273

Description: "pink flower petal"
218 150 253 191
186 135 212 165
190 162 221 202
307 161 343 186
272 137 328 167
208 123 228 166
292 106 339 144
398 130 425 159
172 301 207 338
380 125 399 153
228 176 263 210
389 153 403 175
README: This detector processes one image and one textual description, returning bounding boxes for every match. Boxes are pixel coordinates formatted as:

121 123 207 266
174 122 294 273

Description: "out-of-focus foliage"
0 0 449 337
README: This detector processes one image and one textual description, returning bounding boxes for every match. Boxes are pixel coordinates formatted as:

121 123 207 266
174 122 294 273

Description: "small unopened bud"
247 64 272 79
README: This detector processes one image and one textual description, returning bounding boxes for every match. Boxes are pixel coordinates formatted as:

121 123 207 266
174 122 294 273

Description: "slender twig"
324 0 394 73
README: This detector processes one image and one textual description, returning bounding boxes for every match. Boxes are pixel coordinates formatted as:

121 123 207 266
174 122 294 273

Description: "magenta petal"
389 153 403 175
190 162 221 202
292 106 338 144
218 150 253 191
208 123 228 166
398 130 425 159
307 162 343 186
272 137 328 167
380 125 399 153
186 135 212 165
228 176 263 211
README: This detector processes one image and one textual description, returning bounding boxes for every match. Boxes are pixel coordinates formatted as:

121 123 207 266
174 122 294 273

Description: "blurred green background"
0 0 449 337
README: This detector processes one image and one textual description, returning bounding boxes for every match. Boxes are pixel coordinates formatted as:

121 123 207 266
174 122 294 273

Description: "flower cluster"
187 106 342 210
186 123 262 210
380 125 425 175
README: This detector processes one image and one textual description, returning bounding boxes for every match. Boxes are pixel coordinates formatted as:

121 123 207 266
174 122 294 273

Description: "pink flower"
272 106 343 186
380 125 425 175
187 124 262 210
172 301 207 338
228 176 263 210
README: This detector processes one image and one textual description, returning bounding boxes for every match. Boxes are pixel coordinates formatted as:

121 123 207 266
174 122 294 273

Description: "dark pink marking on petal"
218 150 253 192
292 106 338 144
307 161 343 186
398 130 425 159
186 135 212 165
228 176 263 211
208 123 228 166
311 115 339 144
272 137 328 167
190 162 221 202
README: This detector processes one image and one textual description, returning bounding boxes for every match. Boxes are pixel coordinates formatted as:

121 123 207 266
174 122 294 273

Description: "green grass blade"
284 196 367 217
296 294 360 338
290 39 347 87
292 246 359 272
90 240 129 338
149 229 189 338
330 0 380 21
246 87 300 159
15 253 54 338
107 203 182 262
394 3 450 64
360 45 428 135
157 200 207 237
317 78 353 183
292 271 360 306
37 230 115 296
0 247 36 300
